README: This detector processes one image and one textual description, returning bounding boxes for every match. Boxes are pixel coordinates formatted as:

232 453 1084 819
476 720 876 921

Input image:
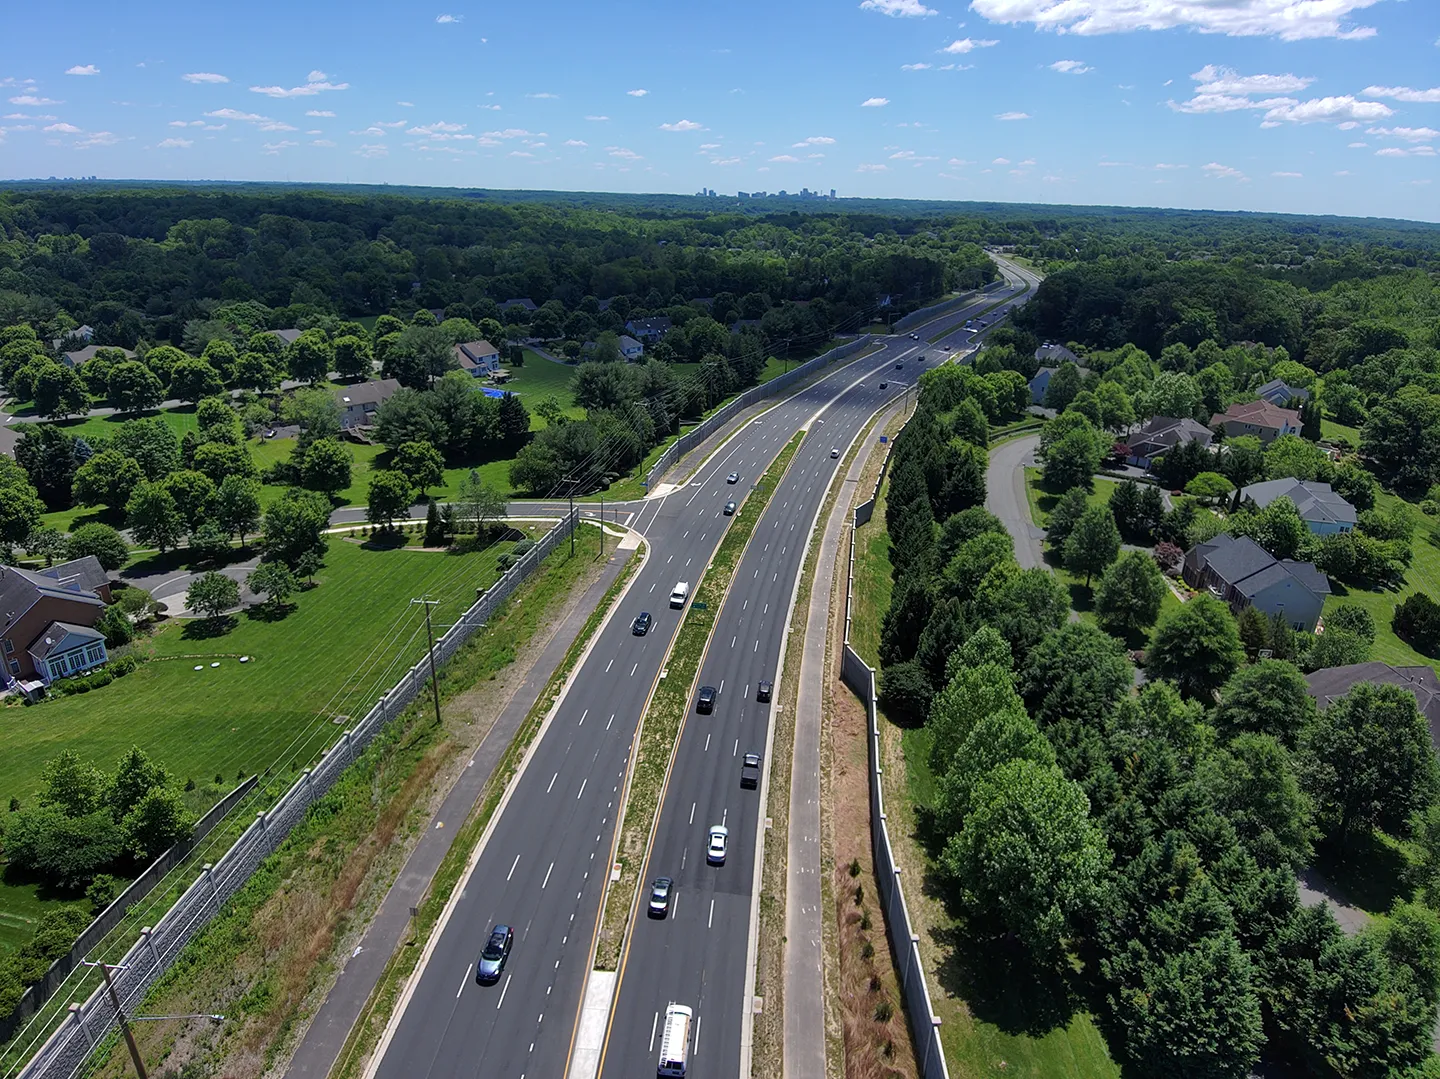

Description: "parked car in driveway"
707 825 728 865
475 924 513 983
632 612 652 636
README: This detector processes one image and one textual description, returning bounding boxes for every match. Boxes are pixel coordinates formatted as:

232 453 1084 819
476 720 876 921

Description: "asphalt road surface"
366 282 1028 1079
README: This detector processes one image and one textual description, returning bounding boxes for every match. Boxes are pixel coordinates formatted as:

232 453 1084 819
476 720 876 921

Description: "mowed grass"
0 537 518 808
850 478 1120 1079
507 353 584 428
1023 467 1114 528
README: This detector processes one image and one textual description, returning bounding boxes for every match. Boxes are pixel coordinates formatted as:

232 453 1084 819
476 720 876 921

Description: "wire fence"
841 435 950 1079
15 511 578 1079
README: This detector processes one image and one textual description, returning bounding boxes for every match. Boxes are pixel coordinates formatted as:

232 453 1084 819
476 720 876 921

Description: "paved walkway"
783 398 905 1079
283 540 637 1079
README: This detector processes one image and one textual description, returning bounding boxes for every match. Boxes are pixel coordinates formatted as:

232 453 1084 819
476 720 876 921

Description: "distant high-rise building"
830 189 836 198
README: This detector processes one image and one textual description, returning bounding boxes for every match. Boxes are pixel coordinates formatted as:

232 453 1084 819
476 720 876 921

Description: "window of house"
85 644 105 665
7 660 18 675
2 639 12 654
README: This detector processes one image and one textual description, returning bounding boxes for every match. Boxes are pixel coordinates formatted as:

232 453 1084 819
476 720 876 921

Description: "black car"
757 680 773 703
696 685 717 714
741 753 762 789
476 924 513 983
894 361 903 369
648 877 673 918
724 501 737 516
632 612 652 636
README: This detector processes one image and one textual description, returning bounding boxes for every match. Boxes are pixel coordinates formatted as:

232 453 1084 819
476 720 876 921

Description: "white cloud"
527 92 559 99
857 163 888 172
794 135 835 146
626 89 649 97
259 121 298 131
1049 60 1091 74
996 111 1030 120
352 126 387 136
251 77 350 98
1335 169 1352 176
948 157 972 165
483 127 542 138
206 108 269 123
585 115 609 121
397 101 415 107
1097 160 1131 167
1364 85 1440 104
479 103 501 110
769 154 799 162
943 38 998 53
890 150 938 160
355 143 387 158
712 156 741 166
861 97 889 107
306 109 336 117
158 136 192 148
700 143 721 149
435 13 462 22
262 140 299 153
169 119 202 127
1348 141 1368 148
410 120 466 133
1272 171 1302 177
509 150 532 157
9 95 61 106
993 157 1011 165
1367 126 1440 142
1202 161 1247 180
859 0 936 15
307 129 322 134
608 146 642 159
182 72 229 84
659 119 705 132
44 122 81 133
564 139 587 146
378 120 407 128
74 131 118 147
1191 65 1313 95
969 0 1383 41
901 63 932 71
1377 145 1438 157
312 139 336 147
65 65 99 76
1262 96 1391 124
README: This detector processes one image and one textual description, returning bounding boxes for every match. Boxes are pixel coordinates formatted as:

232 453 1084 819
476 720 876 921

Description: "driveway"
120 554 261 616
986 433 1045 570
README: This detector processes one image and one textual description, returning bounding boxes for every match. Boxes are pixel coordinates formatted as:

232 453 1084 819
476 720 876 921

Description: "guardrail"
16 511 579 1079
840 434 950 1079
645 337 871 489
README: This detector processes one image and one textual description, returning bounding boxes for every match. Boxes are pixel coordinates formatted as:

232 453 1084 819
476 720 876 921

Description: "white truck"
669 581 689 609
657 1002 693 1077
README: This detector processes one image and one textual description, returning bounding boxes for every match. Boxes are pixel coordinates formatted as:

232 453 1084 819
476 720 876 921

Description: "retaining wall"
16 512 578 1079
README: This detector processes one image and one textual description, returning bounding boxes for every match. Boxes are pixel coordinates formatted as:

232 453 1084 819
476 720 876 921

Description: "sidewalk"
784 398 905 1079
283 540 636 1079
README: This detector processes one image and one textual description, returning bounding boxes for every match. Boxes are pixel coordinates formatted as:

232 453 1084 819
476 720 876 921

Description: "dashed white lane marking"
507 855 520 881
543 861 554 888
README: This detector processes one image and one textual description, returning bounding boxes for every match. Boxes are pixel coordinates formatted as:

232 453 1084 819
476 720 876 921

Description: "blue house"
455 340 501 377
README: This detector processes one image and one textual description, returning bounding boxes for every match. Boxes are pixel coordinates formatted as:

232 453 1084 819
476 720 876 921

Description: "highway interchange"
365 269 1037 1079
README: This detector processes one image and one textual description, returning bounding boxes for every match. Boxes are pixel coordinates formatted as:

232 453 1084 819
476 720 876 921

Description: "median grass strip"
594 432 804 972
57 525 633 1079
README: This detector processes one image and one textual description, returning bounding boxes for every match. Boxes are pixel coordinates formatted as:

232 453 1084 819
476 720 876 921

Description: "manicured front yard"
0 536 521 809
1023 467 1113 528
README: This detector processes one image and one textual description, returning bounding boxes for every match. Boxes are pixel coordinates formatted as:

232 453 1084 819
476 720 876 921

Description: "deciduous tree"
1147 595 1245 700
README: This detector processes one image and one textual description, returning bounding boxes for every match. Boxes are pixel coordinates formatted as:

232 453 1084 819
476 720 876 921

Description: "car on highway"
894 361 903 369
757 680 772 702
632 611 652 636
475 924 513 983
648 876 673 918
830 448 840 458
726 472 740 484
670 581 689 609
741 753 761 789
943 344 951 351
724 500 737 515
878 381 888 390
696 685 717 714
707 825 729 865
909 332 919 340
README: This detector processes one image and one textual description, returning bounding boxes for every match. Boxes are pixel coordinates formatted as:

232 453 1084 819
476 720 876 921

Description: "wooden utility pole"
84 962 147 1079
410 598 442 728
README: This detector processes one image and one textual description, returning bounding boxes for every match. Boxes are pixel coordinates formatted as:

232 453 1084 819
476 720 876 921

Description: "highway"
364 277 1031 1079
593 285 1031 1079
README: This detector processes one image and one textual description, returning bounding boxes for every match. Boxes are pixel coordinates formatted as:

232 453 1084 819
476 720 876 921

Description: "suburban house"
455 340 501 377
266 328 302 347
61 344 135 368
625 317 673 342
1124 416 1214 470
1255 378 1311 406
1029 364 1089 405
0 557 112 690
1240 478 1357 535
1211 400 1302 443
1035 343 1082 366
618 334 644 362
1306 662 1440 747
1182 533 1331 632
500 298 537 314
335 379 401 430
53 325 96 349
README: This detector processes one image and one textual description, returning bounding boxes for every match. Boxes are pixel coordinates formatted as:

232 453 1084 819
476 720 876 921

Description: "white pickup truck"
670 581 689 609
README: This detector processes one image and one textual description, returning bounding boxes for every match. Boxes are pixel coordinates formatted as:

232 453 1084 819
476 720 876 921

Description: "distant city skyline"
2 0 1438 221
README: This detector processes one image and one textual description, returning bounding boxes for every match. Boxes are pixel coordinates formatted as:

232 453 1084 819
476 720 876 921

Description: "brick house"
0 557 112 688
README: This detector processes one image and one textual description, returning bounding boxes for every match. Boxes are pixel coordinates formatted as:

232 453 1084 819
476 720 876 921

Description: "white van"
657 1002 693 1077
669 581 689 609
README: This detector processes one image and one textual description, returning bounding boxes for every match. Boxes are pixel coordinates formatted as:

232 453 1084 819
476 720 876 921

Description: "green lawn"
1023 467 1113 528
0 537 519 812
507 354 584 429
1322 418 1361 446
47 406 200 443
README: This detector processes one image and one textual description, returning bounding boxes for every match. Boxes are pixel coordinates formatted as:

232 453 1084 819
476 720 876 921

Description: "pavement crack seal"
330 527 646 1079
589 433 806 999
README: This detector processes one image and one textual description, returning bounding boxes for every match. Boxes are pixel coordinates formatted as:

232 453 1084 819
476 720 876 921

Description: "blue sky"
3 0 1438 221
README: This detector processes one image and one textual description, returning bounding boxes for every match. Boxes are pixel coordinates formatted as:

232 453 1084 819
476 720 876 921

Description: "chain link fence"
16 511 578 1079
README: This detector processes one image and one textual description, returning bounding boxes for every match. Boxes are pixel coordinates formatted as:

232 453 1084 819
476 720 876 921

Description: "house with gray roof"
618 334 644 361
335 379 402 429
1256 378 1311 406
61 344 135 368
266 328 302 347
1182 533 1330 631
625 316 673 342
1241 478 1356 536
500 298 538 313
1029 364 1089 405
454 340 501 378
1212 399 1302 443
1306 662 1440 748
1125 416 1214 470
0 557 111 690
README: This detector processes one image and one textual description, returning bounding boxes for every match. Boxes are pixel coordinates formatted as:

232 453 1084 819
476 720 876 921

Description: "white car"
830 448 839 459
707 825 729 865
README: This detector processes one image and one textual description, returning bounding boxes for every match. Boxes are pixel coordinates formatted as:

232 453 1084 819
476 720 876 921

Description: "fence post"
68 1004 92 1047
140 926 158 969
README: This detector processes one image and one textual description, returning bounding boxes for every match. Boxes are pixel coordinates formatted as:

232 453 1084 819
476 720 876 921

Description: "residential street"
985 432 1045 570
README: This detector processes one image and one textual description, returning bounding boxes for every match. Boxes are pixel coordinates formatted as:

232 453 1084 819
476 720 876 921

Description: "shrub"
878 661 934 727
86 873 124 915
874 999 894 1022
1395 593 1440 656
